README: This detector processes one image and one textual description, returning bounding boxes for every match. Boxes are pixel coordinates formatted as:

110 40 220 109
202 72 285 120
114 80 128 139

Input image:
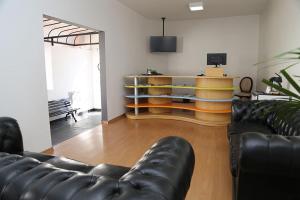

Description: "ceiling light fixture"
189 1 204 11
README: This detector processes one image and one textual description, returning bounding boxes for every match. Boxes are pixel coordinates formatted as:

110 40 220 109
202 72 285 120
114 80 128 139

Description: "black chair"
235 77 253 100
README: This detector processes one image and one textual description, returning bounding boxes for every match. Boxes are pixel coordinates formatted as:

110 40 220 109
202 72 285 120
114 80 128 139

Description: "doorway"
43 16 107 145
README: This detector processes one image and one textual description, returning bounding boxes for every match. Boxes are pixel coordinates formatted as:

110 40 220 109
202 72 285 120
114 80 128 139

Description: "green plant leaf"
281 62 300 71
275 101 300 121
275 48 300 58
262 79 300 100
281 69 300 94
259 47 300 125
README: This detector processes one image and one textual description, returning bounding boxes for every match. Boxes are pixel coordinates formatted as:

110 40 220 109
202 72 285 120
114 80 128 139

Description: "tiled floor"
50 111 102 145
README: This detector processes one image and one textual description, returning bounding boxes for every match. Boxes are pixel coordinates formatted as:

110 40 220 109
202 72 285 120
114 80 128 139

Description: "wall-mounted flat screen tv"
150 36 177 52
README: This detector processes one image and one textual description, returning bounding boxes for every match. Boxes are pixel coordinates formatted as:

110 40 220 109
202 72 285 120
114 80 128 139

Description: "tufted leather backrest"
232 100 277 122
0 117 24 154
0 136 195 200
232 100 300 136
266 110 300 136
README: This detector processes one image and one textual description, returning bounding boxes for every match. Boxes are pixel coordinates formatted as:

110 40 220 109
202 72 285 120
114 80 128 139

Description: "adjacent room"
0 0 299 200
43 17 102 145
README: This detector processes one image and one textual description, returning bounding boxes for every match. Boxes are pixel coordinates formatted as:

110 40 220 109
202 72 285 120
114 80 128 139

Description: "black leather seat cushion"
89 164 130 179
45 156 94 173
22 153 130 178
22 151 55 162
45 157 131 178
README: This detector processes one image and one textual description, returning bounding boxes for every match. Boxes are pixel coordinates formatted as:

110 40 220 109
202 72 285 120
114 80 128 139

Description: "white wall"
45 44 97 112
0 1 52 152
91 46 101 109
0 0 160 151
166 15 260 88
258 0 300 90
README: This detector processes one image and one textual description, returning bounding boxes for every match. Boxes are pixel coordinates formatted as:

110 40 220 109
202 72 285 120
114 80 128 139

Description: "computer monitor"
207 53 227 67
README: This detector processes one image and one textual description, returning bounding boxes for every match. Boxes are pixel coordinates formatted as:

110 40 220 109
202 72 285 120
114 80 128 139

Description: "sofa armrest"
0 117 24 154
238 132 300 177
232 100 249 122
120 136 195 200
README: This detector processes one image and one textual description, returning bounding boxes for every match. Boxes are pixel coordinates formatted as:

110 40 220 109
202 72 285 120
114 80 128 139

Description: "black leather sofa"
0 117 195 200
228 100 300 200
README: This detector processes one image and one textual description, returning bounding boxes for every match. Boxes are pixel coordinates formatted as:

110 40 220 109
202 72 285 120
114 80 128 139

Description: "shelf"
126 103 232 113
126 111 230 126
125 75 236 79
125 95 233 102
125 85 236 91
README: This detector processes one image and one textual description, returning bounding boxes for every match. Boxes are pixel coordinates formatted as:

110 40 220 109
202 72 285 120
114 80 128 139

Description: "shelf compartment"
125 85 236 90
125 95 234 102
126 111 230 126
125 75 236 79
126 103 231 113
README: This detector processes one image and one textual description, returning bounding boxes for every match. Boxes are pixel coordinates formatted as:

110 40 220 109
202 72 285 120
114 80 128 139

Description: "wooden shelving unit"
126 95 233 102
126 103 232 113
124 75 235 126
125 85 236 90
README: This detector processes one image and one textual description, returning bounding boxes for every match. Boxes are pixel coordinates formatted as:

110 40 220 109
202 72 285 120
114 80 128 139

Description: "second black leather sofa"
228 100 300 200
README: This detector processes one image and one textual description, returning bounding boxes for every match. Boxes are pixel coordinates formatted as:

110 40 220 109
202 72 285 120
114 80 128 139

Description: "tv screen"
150 36 177 52
207 53 227 66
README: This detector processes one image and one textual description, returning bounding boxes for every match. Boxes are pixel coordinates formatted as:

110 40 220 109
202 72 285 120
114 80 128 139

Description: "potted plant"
258 48 300 120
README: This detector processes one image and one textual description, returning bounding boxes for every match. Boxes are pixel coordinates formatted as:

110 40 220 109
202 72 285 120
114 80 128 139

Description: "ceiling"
117 0 268 20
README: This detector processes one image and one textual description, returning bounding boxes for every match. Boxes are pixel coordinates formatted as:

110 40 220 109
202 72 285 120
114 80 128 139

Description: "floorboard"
44 117 232 200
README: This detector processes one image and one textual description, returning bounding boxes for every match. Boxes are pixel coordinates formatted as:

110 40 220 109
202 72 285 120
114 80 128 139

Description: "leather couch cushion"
22 151 55 162
27 155 130 179
89 164 130 179
45 156 94 173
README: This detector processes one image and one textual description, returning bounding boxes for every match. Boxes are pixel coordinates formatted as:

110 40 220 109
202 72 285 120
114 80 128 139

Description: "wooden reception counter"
124 75 235 126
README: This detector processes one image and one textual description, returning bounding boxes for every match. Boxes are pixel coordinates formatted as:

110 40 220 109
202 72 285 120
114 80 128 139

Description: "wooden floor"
44 117 232 200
